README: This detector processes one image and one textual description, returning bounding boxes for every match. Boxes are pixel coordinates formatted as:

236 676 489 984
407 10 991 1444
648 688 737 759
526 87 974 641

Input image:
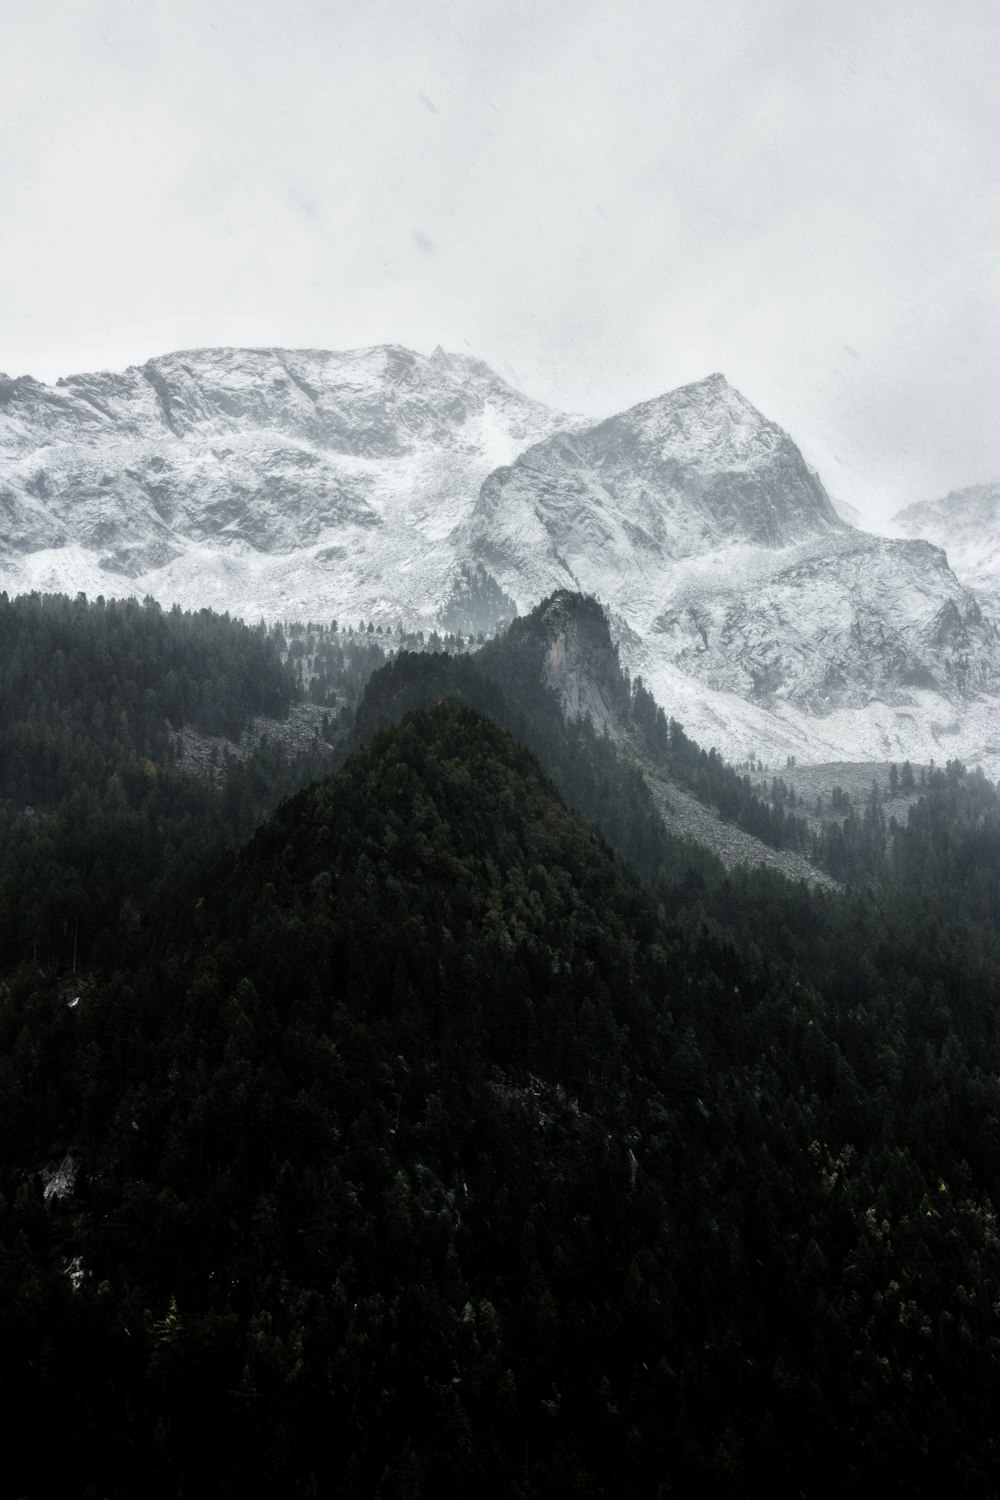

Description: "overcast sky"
2 0 997 518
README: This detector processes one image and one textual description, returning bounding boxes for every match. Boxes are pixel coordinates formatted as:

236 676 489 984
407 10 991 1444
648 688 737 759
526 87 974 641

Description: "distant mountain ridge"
0 343 554 455
648 532 996 708
893 481 1000 611
1 344 998 772
458 374 999 770
0 343 572 612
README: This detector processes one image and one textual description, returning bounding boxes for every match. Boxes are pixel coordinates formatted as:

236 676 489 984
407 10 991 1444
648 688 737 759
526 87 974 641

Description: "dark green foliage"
352 594 810 869
351 624 720 893
4 702 1000 1496
439 560 519 635
4 592 1000 1496
280 615 480 725
809 782 889 884
284 620 389 712
647 702 810 852
0 593 324 972
0 592 292 783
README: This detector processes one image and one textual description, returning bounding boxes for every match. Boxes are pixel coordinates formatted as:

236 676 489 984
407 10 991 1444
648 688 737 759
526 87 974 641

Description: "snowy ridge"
459 376 1000 773
623 537 1000 773
0 344 574 622
1 347 998 773
649 533 996 708
463 373 843 607
892 482 1000 611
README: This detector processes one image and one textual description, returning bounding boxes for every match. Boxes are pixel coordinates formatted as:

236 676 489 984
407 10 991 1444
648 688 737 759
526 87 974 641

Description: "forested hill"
5 702 1000 1497
350 591 809 887
350 624 720 892
0 590 293 768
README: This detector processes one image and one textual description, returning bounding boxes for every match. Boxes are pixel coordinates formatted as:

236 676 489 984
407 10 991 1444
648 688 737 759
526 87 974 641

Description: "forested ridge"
0 592 333 973
2 596 1000 1495
351 594 842 877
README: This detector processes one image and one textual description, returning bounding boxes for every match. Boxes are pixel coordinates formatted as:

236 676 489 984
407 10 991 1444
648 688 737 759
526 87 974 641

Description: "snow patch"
40 1154 76 1201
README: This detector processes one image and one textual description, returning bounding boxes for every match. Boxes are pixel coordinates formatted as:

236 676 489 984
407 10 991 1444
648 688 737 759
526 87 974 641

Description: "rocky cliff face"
2 347 997 772
651 533 997 710
893 482 1000 611
0 344 572 620
462 373 844 608
530 591 632 736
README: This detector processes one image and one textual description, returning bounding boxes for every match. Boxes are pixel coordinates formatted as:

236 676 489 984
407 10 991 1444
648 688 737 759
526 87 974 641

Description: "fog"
2 0 997 519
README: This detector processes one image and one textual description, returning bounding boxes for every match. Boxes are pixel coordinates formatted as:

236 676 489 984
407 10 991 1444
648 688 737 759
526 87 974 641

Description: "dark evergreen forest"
3 591 1000 1497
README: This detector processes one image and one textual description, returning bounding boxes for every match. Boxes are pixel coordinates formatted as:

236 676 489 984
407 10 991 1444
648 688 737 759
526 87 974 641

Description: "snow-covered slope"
460 379 1000 774
463 373 843 605
893 482 1000 611
650 533 994 707
0 345 572 622
630 536 1000 772
2 348 997 773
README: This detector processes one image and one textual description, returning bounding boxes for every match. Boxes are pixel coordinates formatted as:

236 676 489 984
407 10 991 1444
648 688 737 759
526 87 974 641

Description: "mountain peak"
0 338 571 622
627 370 762 426
467 371 844 602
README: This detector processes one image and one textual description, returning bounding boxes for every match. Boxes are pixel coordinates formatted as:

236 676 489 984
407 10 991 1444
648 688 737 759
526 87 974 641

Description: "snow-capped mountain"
2 347 997 773
648 532 996 706
464 373 843 606
893 482 1000 610
631 531 1000 769
458 376 1000 770
0 344 572 621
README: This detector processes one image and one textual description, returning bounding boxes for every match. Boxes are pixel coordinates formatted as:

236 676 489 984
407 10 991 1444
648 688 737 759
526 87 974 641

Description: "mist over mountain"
4 4 999 1491
351 589 842 886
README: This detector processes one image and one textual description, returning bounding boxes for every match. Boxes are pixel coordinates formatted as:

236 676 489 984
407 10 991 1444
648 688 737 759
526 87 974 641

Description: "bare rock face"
534 591 632 736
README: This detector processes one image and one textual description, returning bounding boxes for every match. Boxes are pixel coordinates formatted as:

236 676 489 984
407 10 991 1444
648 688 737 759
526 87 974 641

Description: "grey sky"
2 0 997 518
